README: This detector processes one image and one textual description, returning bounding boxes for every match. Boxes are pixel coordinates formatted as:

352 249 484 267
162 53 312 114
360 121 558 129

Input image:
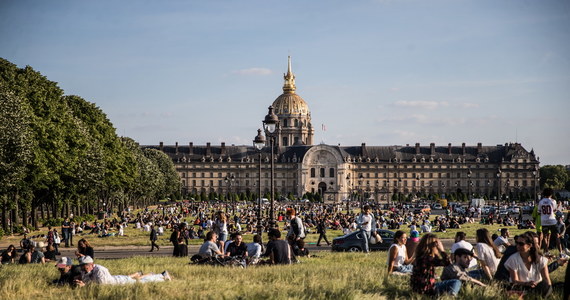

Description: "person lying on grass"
73 256 171 286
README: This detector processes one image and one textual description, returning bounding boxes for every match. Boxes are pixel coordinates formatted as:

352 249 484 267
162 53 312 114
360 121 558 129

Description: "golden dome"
272 93 310 115
272 56 310 116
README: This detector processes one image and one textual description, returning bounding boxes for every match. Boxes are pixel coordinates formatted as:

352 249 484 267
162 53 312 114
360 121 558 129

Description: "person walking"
316 217 330 246
149 225 160 252
357 205 376 253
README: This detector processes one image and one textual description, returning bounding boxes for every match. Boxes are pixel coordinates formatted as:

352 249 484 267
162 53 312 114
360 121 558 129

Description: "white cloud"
377 114 467 126
231 68 273 76
393 100 448 110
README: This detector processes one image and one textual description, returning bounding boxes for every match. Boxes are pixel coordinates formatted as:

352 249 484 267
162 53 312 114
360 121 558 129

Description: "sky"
1 0 569 166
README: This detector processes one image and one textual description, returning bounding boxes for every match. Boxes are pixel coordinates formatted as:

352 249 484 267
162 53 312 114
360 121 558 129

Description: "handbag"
53 233 61 244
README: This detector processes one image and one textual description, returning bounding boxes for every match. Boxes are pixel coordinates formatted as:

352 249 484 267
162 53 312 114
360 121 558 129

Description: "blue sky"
1 0 569 165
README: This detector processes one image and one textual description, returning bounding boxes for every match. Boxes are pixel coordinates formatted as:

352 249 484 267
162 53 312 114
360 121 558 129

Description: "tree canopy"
0 58 180 231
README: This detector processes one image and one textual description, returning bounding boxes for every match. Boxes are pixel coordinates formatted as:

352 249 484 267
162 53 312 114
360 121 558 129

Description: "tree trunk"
22 202 29 228
31 202 38 229
1 196 7 231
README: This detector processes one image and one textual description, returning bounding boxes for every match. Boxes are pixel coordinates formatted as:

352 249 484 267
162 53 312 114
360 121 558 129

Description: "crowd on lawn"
2 187 570 298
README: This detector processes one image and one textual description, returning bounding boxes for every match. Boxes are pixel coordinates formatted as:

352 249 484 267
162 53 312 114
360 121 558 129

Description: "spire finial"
283 56 296 94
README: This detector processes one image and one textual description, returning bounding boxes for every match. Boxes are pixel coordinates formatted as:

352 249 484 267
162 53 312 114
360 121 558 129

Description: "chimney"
430 143 435 155
477 142 482 154
361 143 366 156
206 142 211 156
175 142 179 154
448 143 452 155
189 142 193 155
415 143 420 154
462 143 466 155
159 142 163 151
221 142 226 156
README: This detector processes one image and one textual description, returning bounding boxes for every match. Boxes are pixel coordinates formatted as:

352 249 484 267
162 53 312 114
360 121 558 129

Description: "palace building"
144 57 540 203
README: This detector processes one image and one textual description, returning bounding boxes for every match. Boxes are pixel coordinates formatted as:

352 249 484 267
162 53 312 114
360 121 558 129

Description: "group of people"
1 235 95 266
381 187 569 298
193 208 308 266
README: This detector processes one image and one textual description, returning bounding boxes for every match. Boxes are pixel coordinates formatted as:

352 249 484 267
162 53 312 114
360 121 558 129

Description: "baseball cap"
56 257 72 268
79 255 94 265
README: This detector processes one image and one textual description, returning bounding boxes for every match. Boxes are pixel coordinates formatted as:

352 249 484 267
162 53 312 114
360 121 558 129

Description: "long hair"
524 231 542 263
414 233 439 260
78 238 92 250
476 228 502 258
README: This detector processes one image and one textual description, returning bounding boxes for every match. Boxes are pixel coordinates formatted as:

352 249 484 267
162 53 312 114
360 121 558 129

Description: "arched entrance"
318 182 327 201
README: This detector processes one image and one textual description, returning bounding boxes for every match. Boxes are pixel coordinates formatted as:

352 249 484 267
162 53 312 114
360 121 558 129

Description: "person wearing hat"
19 244 45 264
441 248 487 287
74 256 172 286
53 257 82 285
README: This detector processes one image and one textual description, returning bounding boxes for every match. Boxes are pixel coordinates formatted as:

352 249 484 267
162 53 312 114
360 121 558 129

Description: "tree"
0 88 34 231
540 165 570 191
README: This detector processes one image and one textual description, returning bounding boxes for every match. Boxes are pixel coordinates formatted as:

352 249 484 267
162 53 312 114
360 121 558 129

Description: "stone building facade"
145 58 540 203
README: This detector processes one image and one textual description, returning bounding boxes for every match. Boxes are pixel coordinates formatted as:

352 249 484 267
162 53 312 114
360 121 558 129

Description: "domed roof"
272 56 310 116
272 93 310 115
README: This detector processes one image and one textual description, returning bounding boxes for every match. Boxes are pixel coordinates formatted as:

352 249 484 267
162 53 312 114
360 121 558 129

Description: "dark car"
331 229 395 252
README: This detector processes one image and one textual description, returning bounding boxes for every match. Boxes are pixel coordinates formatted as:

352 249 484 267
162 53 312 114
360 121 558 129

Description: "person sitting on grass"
1 245 18 264
19 244 45 264
410 233 461 297
264 228 294 265
76 238 95 259
441 248 487 288
504 232 552 297
198 231 223 258
246 234 263 265
225 232 248 258
74 256 171 286
387 230 414 274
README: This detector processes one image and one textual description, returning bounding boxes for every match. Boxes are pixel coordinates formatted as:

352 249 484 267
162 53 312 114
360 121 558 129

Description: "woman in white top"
474 228 502 280
505 232 552 297
387 230 414 274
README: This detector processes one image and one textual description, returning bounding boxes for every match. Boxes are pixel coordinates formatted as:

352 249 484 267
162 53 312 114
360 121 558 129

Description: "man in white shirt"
494 228 511 253
357 205 376 253
450 232 477 269
538 188 561 255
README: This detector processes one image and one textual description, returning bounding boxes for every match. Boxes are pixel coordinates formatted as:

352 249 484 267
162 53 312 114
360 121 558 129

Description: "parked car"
432 203 443 210
331 229 395 252
507 206 520 214
499 209 509 216
522 206 534 214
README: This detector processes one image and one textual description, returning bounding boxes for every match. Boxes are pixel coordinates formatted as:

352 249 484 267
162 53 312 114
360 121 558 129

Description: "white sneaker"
162 270 172 281
565 249 570 256
559 253 569 259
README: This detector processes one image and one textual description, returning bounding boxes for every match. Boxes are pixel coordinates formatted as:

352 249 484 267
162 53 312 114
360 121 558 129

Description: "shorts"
542 225 558 235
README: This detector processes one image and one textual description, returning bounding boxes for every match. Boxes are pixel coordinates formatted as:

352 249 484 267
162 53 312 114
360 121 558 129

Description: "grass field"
0 218 532 248
0 251 565 300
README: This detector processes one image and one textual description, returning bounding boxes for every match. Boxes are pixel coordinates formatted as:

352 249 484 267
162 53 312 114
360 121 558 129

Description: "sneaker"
559 253 569 259
565 249 570 256
162 270 172 281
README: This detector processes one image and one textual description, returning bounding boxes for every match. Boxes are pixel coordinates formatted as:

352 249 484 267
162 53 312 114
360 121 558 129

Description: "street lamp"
262 105 279 228
506 179 511 204
467 168 472 201
532 166 538 201
224 174 235 216
358 174 364 210
496 169 502 209
253 129 265 235
346 175 351 213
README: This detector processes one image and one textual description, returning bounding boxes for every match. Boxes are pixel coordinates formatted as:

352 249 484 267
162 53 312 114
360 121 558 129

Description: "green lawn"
0 252 565 300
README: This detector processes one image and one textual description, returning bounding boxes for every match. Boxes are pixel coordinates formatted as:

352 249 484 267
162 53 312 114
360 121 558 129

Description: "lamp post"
262 105 279 228
253 129 265 235
532 167 538 201
487 179 491 202
506 179 511 204
224 174 235 216
496 169 502 209
346 175 351 213
358 174 364 210
467 168 472 202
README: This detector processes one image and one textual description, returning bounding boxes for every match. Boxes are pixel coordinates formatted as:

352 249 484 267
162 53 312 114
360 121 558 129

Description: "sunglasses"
516 241 529 246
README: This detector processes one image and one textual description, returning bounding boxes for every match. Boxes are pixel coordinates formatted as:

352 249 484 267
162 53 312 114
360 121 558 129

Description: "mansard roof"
142 142 538 165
